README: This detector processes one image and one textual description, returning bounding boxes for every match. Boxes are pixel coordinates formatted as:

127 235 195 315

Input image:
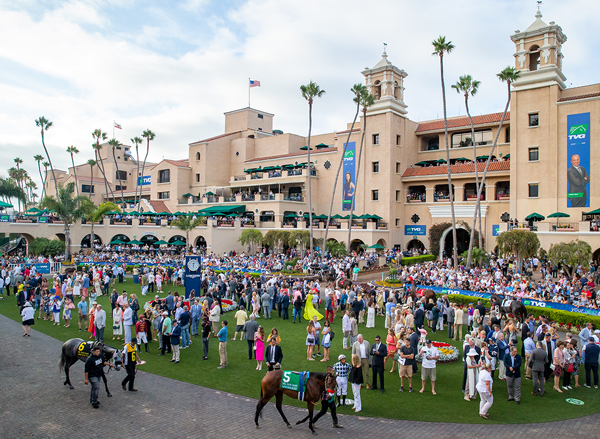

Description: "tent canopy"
525 212 545 221
369 243 385 249
547 212 570 218
198 205 245 214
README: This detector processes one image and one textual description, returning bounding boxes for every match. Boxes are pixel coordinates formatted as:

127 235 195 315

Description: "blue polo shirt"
217 326 228 342
78 300 88 315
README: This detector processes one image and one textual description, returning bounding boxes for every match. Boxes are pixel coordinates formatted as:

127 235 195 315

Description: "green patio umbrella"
205 191 215 196
357 214 371 219
25 207 41 212
370 214 383 220
414 161 430 166
583 208 600 215
108 239 126 245
128 240 144 245
284 213 297 218
547 211 570 225
435 158 447 163
504 154 510 159
368 243 385 249
299 146 314 150
525 212 545 221
331 214 343 219
170 240 186 246
154 240 169 245
315 143 329 148
227 213 240 217
0 201 13 208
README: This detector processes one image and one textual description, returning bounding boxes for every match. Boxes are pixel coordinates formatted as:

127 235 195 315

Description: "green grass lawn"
2 281 599 424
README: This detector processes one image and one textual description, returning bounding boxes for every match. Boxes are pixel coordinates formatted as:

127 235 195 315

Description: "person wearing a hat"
419 339 440 395
21 302 35 336
333 354 351 406
121 337 138 391
465 349 480 401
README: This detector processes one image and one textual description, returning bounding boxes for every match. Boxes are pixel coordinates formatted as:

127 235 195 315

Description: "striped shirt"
333 361 351 378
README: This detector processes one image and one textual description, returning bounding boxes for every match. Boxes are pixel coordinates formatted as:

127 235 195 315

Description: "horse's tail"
257 388 264 419
58 350 66 373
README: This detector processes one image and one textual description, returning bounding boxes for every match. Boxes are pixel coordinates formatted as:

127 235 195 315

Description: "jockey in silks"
335 267 345 289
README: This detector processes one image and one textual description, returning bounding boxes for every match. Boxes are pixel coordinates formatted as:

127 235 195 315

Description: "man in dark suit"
408 327 420 374
280 291 290 320
264 337 283 371
541 332 556 381
370 335 387 392
567 154 589 207
505 346 522 404
529 342 547 396
414 305 424 331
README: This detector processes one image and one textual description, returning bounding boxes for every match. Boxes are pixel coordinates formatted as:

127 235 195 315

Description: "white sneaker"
567 386 572 390
562 386 568 390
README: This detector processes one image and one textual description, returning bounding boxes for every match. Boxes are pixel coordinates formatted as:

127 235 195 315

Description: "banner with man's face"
567 113 590 208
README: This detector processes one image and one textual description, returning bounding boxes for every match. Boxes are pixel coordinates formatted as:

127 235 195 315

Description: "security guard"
121 337 138 391
84 346 108 408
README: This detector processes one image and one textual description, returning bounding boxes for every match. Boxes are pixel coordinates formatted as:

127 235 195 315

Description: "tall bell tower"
510 9 567 91
361 48 408 117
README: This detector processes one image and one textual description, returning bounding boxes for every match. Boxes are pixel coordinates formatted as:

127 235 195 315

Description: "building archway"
195 235 207 248
81 234 103 249
440 226 470 260
55 233 65 242
376 238 387 248
407 239 425 251
593 248 600 261
350 239 365 254
140 234 158 245
168 235 186 244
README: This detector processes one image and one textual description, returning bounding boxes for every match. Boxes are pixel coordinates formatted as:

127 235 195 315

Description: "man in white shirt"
122 303 133 343
94 304 107 343
419 339 440 394
342 310 351 349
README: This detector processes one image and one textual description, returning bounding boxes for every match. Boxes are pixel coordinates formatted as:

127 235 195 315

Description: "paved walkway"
1 314 598 439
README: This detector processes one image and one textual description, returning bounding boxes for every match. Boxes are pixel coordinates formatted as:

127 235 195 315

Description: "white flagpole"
113 121 115 139
248 78 251 108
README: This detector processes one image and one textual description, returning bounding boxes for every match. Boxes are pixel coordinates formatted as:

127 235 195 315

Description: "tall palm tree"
86 201 119 252
140 130 156 212
13 158 24 211
170 215 203 253
300 81 325 257
87 159 97 200
474 66 520 238
39 182 93 260
452 74 481 267
432 36 458 268
130 136 143 209
35 117 58 198
92 129 114 203
26 180 37 206
0 177 25 206
347 88 375 252
34 154 45 200
66 146 80 197
323 84 363 250
108 138 125 206
42 161 49 197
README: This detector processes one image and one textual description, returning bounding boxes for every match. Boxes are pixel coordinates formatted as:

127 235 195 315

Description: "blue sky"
0 0 598 194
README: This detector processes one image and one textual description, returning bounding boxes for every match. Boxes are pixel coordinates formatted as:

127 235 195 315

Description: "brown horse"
409 283 436 304
320 272 353 290
254 370 336 434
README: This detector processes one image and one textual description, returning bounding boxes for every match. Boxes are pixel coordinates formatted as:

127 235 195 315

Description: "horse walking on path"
255 370 336 434
490 294 527 324
59 338 122 396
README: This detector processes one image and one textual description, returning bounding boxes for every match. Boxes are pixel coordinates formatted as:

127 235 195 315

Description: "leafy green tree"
300 81 325 257
461 247 489 267
108 138 125 205
0 176 26 207
66 146 80 197
548 240 592 278
140 130 156 212
85 201 119 251
347 87 375 252
238 228 263 254
131 136 143 208
496 229 540 272
289 230 310 255
326 239 347 257
34 154 46 200
452 75 482 267
324 84 363 247
29 237 65 257
35 117 58 198
432 36 458 268
39 182 94 259
169 215 204 251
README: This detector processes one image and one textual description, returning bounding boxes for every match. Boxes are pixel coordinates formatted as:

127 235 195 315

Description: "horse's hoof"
69 386 74 390
296 421 302 425
287 424 292 429
107 393 112 397
256 426 260 429
311 431 318 436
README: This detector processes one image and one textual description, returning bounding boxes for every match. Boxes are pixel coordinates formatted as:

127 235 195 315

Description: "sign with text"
567 112 590 208
184 255 202 299
405 225 426 236
0 215 8 222
492 225 500 236
342 142 356 211
34 263 51 274
137 176 151 186
38 216 48 223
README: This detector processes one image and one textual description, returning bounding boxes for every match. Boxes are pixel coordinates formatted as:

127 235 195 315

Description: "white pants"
343 331 350 349
351 383 361 411
436 318 444 330
141 286 148 296
478 390 493 415
124 325 132 343
336 376 348 396
137 331 148 343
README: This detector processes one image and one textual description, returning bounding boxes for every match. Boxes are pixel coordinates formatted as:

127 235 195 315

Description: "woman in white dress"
72 274 81 297
366 298 375 328
113 304 123 340
465 349 480 401
476 363 493 419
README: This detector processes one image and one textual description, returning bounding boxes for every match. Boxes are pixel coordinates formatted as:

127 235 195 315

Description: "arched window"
195 151 201 161
394 81 400 99
529 45 540 71
373 80 381 100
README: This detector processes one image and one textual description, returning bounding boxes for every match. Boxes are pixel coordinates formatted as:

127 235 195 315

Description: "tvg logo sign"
344 150 354 158
568 124 588 140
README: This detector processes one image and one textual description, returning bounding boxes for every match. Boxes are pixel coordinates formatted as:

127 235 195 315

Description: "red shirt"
135 320 147 333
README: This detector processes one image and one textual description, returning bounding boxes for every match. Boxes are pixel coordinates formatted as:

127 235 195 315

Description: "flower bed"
415 341 459 363
196 297 237 313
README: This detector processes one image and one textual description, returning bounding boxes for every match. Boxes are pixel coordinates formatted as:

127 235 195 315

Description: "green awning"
170 240 186 246
370 214 383 220
368 243 385 249
0 201 13 208
357 214 370 219
504 154 510 159
154 240 169 245
198 205 245 214
583 208 600 215
436 158 447 163
244 168 261 173
315 143 329 148
525 212 545 221
128 240 144 245
282 164 295 168
331 214 343 219
284 213 297 218
314 214 327 219
204 191 215 196
182 193 193 197
297 162 314 167
547 212 570 218
452 157 470 162
108 239 126 245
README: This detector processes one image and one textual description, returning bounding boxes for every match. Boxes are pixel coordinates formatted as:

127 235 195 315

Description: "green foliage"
326 240 347 257
29 238 65 256
538 247 548 261
238 228 263 253
548 240 592 278
400 254 435 266
496 229 540 271
460 247 489 267
389 267 398 278
428 222 451 258
39 182 93 224
289 230 310 250
87 202 120 223
263 230 290 251
285 257 299 269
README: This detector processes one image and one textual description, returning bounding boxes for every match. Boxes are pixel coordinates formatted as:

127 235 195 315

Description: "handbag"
68 303 75 309
113 325 118 330
567 363 573 373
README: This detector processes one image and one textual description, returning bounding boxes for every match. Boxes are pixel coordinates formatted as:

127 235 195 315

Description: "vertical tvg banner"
342 142 356 211
184 255 202 299
567 113 590 208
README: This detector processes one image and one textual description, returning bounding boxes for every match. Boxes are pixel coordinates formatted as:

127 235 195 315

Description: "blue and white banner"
342 142 356 211
422 285 600 317
34 263 51 274
405 225 426 236
566 112 590 208
492 225 500 237
184 256 202 299
137 176 151 186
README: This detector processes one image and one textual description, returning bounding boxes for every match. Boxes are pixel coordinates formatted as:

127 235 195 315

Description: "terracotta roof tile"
402 160 510 178
190 131 242 145
147 200 171 213
557 92 600 102
163 159 190 168
245 147 338 163
336 128 361 135
415 112 510 133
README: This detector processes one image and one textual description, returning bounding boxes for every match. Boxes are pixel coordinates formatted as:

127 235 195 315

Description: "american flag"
249 80 261 88
114 122 122 129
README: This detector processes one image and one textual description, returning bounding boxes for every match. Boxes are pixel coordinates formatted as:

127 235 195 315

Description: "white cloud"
0 0 598 194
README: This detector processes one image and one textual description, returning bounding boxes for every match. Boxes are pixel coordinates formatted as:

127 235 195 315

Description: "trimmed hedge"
400 254 435 266
446 294 600 328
